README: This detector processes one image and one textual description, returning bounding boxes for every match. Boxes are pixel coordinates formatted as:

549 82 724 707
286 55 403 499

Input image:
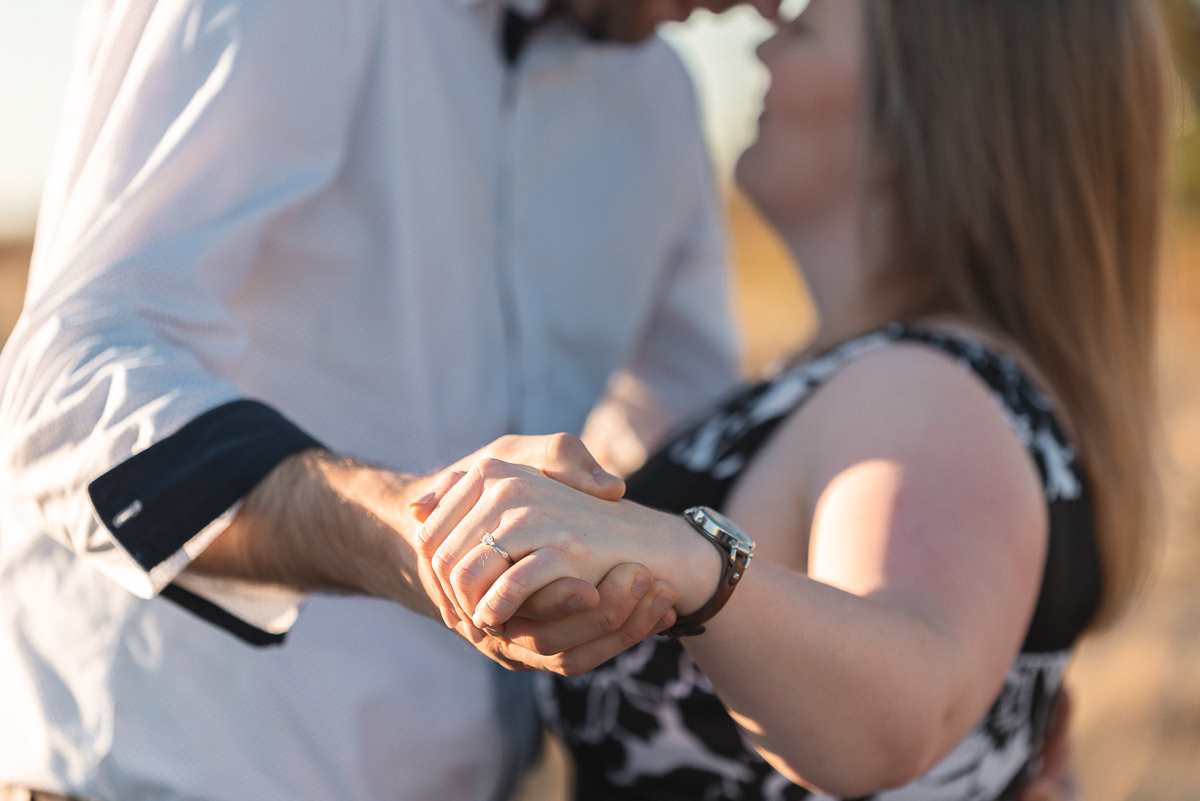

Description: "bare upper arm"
771 343 1047 705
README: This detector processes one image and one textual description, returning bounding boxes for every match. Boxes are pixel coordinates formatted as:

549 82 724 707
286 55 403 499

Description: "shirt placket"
494 52 527 435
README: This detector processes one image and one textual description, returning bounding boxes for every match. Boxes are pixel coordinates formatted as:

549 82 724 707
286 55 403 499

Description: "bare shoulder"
784 338 1050 575
796 339 1041 481
726 337 1049 571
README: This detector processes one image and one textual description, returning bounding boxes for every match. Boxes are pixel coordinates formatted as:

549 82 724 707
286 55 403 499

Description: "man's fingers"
544 582 677 676
467 631 541 672
518 577 601 622
503 569 674 658
538 433 626 502
513 560 662 624
502 564 650 652
470 580 678 675
466 434 624 501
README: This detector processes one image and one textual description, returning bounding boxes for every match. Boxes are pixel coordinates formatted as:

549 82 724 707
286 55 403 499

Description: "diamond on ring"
481 532 513 564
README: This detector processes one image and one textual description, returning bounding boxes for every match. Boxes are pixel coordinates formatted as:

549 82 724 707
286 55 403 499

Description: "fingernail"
653 614 673 634
409 492 436 508
567 594 589 613
592 469 620 485
652 592 674 617
483 625 505 637
631 573 652 599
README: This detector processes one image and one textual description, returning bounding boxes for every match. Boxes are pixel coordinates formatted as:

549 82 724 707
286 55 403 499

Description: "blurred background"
2 2 1198 799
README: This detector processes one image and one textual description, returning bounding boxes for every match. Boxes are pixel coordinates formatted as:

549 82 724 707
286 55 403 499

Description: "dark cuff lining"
88 400 322 646
89 399 323 573
159 583 286 647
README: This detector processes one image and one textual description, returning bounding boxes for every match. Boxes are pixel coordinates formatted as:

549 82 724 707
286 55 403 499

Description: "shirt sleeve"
0 0 371 642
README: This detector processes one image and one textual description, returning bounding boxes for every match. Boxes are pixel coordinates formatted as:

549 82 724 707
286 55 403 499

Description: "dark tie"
502 7 537 64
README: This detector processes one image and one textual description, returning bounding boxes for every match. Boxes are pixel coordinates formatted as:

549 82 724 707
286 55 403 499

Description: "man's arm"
189 450 437 612
189 435 677 671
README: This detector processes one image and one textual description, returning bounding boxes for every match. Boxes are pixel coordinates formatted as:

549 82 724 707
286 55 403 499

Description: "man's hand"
461 562 676 675
439 432 627 503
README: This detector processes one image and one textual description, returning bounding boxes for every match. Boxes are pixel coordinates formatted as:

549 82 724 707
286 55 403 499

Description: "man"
0 0 750 797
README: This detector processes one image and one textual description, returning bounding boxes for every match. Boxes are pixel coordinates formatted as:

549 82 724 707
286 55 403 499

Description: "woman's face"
735 0 865 230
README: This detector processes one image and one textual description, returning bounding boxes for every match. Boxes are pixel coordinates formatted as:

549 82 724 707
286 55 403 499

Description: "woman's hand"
417 453 722 634
411 433 692 674
409 433 627 633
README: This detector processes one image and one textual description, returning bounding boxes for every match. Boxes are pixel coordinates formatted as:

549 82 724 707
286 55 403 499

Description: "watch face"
692 506 755 550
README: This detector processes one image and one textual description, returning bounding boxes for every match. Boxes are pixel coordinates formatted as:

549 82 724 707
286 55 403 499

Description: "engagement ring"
481 531 513 565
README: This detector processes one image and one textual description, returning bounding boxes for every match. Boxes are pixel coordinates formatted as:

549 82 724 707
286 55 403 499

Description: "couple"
0 0 1166 799
413 0 1168 799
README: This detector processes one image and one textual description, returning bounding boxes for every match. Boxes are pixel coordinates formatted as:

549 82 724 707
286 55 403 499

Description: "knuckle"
557 653 593 677
544 432 580 461
477 457 507 478
432 544 468 582
491 474 533 504
547 653 575 676
495 572 534 605
596 600 625 635
450 552 488 588
521 632 555 656
415 526 435 558
430 547 456 577
509 504 544 532
438 470 466 492
561 537 587 560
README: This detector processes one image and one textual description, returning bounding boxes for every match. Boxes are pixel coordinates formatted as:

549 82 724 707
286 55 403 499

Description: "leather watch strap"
666 509 752 637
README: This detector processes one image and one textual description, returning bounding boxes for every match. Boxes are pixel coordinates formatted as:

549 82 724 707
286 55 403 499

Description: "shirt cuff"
87 399 323 644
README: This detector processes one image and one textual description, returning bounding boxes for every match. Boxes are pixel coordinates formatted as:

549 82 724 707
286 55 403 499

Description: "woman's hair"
863 0 1172 624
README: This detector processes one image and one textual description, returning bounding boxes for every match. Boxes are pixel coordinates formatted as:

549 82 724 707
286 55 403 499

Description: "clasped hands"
412 433 685 675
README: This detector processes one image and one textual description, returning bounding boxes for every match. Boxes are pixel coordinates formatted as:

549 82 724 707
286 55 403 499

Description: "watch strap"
666 508 752 638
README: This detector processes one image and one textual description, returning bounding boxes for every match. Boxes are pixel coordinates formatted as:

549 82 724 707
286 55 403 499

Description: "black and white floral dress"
540 324 1103 801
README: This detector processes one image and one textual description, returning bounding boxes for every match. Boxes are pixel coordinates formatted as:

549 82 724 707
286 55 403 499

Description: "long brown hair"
864 0 1172 623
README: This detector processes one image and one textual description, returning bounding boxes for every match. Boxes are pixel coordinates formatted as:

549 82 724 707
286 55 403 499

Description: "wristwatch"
667 506 755 638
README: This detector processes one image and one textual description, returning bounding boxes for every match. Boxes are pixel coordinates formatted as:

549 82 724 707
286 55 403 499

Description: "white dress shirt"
0 0 739 797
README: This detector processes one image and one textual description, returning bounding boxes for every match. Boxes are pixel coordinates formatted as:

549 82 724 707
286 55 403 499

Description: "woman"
418 0 1170 798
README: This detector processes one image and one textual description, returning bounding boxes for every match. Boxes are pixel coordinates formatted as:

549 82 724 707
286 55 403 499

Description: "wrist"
310 455 434 604
667 507 756 637
656 513 725 617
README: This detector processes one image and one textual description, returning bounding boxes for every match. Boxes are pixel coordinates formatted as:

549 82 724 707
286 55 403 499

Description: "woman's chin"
734 166 791 235
734 148 775 215
735 143 805 226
